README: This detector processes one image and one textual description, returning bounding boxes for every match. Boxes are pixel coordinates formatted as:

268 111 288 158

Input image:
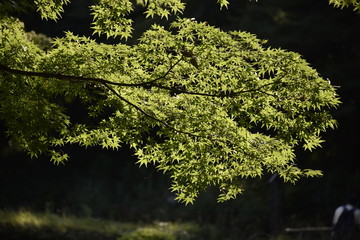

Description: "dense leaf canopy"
0 0 341 203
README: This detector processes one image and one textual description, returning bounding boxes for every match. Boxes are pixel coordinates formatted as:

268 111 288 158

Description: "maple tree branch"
0 57 183 87
0 63 280 98
102 82 211 139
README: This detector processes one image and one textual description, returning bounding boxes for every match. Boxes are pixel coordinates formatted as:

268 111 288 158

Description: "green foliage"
0 209 203 240
0 1 342 203
26 31 53 51
217 0 230 9
91 0 134 39
0 0 69 20
0 209 131 235
329 0 360 12
119 227 175 240
34 0 70 20
143 0 185 19
91 0 185 38
117 223 201 240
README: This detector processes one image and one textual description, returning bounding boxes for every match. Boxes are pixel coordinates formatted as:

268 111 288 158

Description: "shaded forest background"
1 0 360 236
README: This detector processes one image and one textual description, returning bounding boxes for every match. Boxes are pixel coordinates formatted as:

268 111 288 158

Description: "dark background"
1 0 360 237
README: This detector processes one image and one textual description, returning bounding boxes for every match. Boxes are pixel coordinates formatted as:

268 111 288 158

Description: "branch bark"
0 63 280 98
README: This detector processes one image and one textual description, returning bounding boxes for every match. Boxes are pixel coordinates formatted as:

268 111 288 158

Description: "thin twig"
139 57 183 86
102 83 204 139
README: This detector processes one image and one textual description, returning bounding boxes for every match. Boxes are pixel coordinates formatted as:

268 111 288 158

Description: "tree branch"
102 83 206 139
0 63 283 151
0 57 183 88
0 63 122 86
0 63 280 99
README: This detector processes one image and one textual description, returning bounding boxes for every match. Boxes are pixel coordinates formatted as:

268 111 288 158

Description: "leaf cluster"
91 0 185 39
329 0 360 12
